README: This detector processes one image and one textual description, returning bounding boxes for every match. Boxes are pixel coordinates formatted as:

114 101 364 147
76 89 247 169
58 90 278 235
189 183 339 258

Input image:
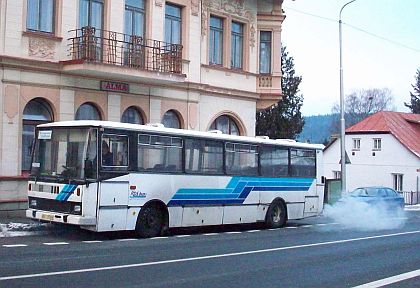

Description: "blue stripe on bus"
167 177 314 206
56 184 77 202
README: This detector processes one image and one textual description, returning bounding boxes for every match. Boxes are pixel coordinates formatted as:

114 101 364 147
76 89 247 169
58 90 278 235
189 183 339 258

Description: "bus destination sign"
100 81 129 93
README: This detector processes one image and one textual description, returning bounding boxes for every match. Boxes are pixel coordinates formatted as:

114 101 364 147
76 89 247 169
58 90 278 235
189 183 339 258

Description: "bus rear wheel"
265 199 287 229
135 204 164 238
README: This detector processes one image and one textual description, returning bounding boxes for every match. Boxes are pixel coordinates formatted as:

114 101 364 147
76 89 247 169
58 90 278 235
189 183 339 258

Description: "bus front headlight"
73 205 81 213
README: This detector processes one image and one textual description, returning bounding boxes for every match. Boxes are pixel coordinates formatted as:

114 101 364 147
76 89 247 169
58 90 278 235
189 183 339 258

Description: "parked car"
341 186 405 211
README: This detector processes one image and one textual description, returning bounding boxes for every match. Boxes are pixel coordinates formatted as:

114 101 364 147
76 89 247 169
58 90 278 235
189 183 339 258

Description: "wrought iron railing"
68 26 183 74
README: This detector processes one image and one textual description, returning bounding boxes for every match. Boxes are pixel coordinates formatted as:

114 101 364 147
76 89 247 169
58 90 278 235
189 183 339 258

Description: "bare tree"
331 88 394 133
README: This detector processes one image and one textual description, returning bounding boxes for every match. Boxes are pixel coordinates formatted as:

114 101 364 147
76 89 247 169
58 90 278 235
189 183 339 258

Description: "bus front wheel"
135 203 164 238
265 199 287 229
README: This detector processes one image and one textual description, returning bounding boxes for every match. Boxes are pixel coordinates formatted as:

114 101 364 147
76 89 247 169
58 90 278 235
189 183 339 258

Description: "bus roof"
37 120 324 150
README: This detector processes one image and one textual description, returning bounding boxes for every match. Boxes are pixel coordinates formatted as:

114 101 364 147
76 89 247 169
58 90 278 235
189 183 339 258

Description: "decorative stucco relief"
191 0 200 16
155 0 163 7
28 37 55 59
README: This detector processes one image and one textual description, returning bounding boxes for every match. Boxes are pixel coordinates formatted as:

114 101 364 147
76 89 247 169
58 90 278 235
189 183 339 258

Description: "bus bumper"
26 209 96 226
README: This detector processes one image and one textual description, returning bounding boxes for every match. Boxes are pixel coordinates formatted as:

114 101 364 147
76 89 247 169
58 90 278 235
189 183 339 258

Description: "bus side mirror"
84 159 93 178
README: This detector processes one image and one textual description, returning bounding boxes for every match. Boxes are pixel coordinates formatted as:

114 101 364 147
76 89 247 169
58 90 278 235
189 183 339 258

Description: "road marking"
203 233 218 236
225 231 242 234
151 236 168 239
82 241 103 244
118 239 138 242
301 225 313 228
2 244 27 248
2 230 418 281
352 269 420 288
43 242 69 246
175 235 191 238
246 230 260 233
268 228 279 231
285 226 297 229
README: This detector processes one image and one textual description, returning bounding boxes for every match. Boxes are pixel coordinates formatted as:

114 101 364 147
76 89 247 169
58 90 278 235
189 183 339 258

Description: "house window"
27 0 55 33
165 3 182 44
209 16 223 65
373 138 382 150
121 106 144 124
392 174 403 191
209 115 240 136
79 0 104 29
125 0 145 38
259 31 272 74
333 171 341 179
75 103 101 120
231 21 243 69
162 110 181 129
352 138 360 150
22 98 54 171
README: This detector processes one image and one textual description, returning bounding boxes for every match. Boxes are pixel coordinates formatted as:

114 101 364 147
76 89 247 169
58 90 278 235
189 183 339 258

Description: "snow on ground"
0 222 48 238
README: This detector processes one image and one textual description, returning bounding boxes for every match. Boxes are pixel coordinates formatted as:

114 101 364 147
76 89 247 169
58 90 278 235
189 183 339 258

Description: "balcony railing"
258 75 273 87
68 26 183 74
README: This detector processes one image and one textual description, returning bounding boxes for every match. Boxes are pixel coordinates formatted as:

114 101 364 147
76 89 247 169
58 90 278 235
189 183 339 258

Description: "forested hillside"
297 114 336 144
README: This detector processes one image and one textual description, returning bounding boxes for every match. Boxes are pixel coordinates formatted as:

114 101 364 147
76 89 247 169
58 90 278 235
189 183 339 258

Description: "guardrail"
68 26 183 74
398 191 420 205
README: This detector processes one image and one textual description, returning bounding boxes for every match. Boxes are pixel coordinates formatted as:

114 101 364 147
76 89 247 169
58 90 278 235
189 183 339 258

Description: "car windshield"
350 188 379 197
31 127 97 182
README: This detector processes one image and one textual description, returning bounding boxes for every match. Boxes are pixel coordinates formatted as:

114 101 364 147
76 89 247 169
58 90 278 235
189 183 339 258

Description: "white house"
324 111 420 194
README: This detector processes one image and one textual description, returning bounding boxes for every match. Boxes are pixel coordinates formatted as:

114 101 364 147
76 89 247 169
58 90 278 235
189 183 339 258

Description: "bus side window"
102 134 129 167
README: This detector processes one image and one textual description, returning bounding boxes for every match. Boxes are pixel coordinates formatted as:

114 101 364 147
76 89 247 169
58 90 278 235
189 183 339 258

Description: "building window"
392 174 403 191
80 0 104 29
125 0 145 38
333 171 341 179
210 115 240 135
352 138 361 150
75 103 101 120
22 98 54 171
231 21 243 69
209 16 223 65
121 106 144 124
259 31 272 74
27 0 55 33
162 110 181 129
165 3 182 44
373 138 382 150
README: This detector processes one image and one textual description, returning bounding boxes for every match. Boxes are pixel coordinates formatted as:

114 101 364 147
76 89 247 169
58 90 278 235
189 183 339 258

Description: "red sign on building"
100 81 129 93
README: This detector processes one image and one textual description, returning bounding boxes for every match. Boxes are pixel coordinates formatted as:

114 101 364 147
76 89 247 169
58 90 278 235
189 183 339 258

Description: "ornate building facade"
0 0 284 210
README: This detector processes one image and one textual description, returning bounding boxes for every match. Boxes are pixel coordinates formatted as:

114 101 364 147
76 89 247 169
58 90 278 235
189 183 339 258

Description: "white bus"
27 121 324 237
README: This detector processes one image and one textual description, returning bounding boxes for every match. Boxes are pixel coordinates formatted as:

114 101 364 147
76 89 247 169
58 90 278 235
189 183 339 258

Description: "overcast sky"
281 0 420 116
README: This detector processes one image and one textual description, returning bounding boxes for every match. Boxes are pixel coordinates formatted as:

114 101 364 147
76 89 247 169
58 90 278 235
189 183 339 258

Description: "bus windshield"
31 127 97 182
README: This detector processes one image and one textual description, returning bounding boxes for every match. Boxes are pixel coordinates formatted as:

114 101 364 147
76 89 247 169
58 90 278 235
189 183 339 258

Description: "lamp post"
339 0 357 194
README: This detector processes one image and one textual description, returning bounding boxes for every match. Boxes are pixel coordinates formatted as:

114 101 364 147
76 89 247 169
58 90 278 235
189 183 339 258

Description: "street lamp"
339 0 357 194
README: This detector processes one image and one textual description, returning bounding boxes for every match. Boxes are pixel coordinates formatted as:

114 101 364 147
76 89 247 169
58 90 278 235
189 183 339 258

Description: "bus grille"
28 197 82 215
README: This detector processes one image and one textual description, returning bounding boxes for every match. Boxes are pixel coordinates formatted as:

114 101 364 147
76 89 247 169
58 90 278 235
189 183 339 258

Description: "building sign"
100 81 129 93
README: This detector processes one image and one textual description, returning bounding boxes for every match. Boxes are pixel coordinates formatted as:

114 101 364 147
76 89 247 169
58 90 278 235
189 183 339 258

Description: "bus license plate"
41 213 54 221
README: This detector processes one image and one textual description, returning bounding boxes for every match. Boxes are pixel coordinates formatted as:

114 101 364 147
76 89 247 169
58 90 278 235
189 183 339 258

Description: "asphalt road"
1 211 419 288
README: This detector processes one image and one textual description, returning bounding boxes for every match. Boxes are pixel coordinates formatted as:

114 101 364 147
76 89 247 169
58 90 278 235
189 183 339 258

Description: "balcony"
256 74 282 110
62 26 184 83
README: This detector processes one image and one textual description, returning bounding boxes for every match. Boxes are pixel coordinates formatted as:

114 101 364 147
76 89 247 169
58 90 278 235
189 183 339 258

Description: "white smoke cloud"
323 197 406 231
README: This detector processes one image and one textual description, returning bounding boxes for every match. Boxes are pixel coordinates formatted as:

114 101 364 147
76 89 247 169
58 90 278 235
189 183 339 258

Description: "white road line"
203 233 218 236
352 269 420 288
247 230 261 233
152 236 169 239
175 235 191 238
268 228 279 231
1 230 419 281
225 231 242 234
285 226 297 229
118 239 138 242
43 242 69 246
2 244 27 248
82 241 103 244
301 225 313 228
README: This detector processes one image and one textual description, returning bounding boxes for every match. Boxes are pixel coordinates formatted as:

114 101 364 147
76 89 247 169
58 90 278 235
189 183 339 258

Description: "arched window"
22 98 53 171
75 103 101 120
162 110 181 129
121 106 144 124
210 115 240 135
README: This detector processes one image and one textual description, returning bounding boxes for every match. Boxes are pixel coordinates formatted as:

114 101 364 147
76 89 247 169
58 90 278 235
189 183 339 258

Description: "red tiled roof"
346 111 420 158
